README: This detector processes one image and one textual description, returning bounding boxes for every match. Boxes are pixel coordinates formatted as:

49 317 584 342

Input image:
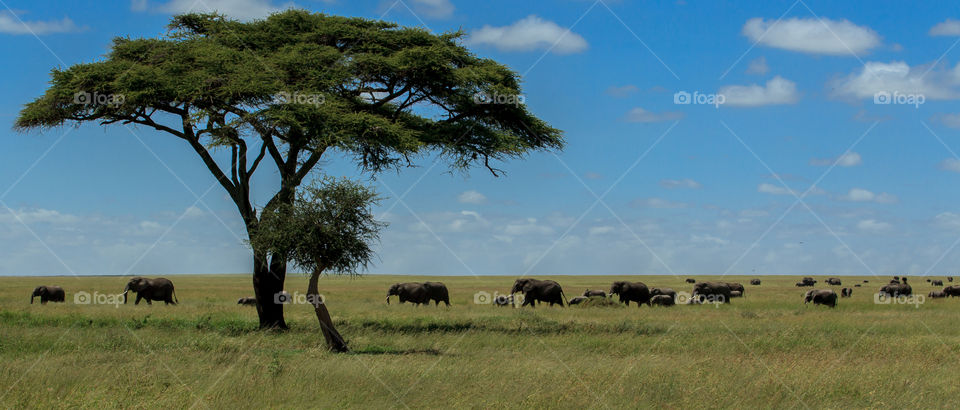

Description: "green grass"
1 274 957 408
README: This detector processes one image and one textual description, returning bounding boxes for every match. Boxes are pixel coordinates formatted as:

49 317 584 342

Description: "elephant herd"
29 277 178 305
801 275 960 307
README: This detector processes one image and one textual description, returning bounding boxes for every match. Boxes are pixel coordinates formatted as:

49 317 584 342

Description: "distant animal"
926 279 932 283
797 277 816 287
386 282 450 306
943 285 960 297
879 277 911 297
949 277 954 282
123 277 177 305
825 278 842 286
692 282 733 304
650 295 675 306
583 289 606 298
568 296 589 305
750 279 761 285
804 289 838 307
512 279 566 307
932 280 944 286
237 297 257 306
493 294 514 307
863 280 869 283
840 288 852 297
854 284 861 287
893 276 900 282
727 283 745 296
609 281 652 307
686 278 696 284
650 287 677 301
31 285 65 304
928 291 947 298
729 290 742 298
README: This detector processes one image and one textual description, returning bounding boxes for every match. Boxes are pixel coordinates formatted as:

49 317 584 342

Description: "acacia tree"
251 177 384 352
15 10 563 329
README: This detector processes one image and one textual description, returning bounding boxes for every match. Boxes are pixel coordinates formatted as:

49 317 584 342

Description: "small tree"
250 177 384 352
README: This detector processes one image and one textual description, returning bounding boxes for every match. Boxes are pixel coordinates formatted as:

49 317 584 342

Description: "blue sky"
3 0 960 277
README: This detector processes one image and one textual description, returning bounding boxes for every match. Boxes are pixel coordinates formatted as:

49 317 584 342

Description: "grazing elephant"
31 286 65 304
568 296 588 305
650 287 677 300
237 297 257 306
511 279 566 307
879 278 912 297
124 277 177 305
493 294 514 307
943 285 960 297
928 291 947 299
840 288 852 297
685 278 696 284
386 282 450 306
750 279 761 285
932 280 944 286
583 289 606 298
800 277 817 286
609 281 651 307
727 283 744 296
650 295 675 306
804 289 838 307
692 282 732 304
826 278 842 286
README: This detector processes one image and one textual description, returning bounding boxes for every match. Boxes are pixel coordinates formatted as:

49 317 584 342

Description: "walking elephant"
609 281 651 307
31 285 65 304
123 277 178 305
511 279 566 307
750 279 761 285
692 282 733 304
804 289 838 307
386 282 450 306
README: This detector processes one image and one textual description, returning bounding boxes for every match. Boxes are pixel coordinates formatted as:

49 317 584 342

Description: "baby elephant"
237 297 257 306
568 296 589 305
804 289 838 308
583 289 606 298
31 286 65 304
650 294 675 306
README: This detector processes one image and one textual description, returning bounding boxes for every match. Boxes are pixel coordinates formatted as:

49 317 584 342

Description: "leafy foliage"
250 177 385 276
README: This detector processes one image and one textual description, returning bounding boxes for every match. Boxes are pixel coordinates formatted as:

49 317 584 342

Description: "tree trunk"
253 250 288 329
308 269 349 352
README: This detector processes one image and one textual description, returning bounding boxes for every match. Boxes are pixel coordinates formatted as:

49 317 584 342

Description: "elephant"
692 282 732 304
932 280 944 286
854 284 861 287
123 277 177 305
386 282 450 306
511 279 566 307
650 295 675 306
949 277 954 282
840 288 852 297
879 278 912 297
31 286 65 304
650 287 677 301
729 290 742 298
609 281 651 307
943 285 960 297
493 294 514 307
800 277 817 286
863 280 869 283
804 289 838 307
727 283 744 296
926 279 932 282
685 278 696 284
928 291 947 298
826 278 842 286
583 289 606 298
568 296 588 305
750 279 761 286
237 297 257 306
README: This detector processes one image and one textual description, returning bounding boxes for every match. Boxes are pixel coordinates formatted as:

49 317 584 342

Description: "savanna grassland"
1 274 958 409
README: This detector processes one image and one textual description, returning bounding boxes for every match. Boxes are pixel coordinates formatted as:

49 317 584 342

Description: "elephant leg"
135 295 142 305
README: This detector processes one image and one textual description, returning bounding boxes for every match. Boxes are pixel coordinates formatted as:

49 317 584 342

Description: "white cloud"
156 0 291 20
838 188 898 203
691 234 729 245
623 107 684 123
457 190 487 204
936 113 960 128
468 15 588 54
746 56 769 75
589 226 616 236
742 17 881 55
504 218 554 235
409 0 454 19
758 183 793 196
629 197 687 209
718 76 799 107
660 178 702 189
831 61 960 100
0 208 81 225
930 19 960 36
0 11 85 35
810 152 862 167
183 206 206 218
939 158 960 172
935 212 960 230
857 219 891 232
605 85 639 97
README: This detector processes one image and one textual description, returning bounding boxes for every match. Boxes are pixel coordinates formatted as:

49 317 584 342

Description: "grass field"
1 274 958 408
